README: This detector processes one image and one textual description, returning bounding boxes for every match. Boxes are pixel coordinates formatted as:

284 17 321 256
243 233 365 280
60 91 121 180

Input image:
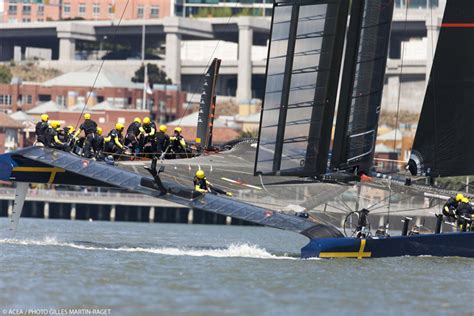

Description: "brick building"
0 68 187 122
3 0 172 23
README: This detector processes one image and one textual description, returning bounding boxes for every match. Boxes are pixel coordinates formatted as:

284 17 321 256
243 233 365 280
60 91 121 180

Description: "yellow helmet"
84 113 91 120
41 114 48 122
462 197 470 204
143 117 151 125
159 125 167 133
50 121 60 129
97 127 103 135
67 125 75 133
115 123 124 131
174 127 182 134
195 170 205 179
134 117 141 124
456 193 465 202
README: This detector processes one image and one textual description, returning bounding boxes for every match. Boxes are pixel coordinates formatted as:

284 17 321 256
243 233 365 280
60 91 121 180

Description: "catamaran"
1 0 473 258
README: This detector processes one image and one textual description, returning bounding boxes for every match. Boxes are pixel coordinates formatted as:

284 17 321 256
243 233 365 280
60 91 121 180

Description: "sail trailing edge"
331 0 394 174
255 0 350 176
409 1 474 178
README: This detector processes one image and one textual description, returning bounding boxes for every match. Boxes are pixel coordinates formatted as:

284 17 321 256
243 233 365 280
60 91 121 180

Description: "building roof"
27 101 62 115
235 112 261 123
375 144 397 154
90 101 116 111
378 129 404 141
42 66 135 89
10 111 35 122
0 112 23 129
166 111 239 128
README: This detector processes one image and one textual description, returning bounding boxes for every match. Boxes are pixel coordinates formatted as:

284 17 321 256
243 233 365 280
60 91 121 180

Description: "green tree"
132 63 172 86
0 65 12 84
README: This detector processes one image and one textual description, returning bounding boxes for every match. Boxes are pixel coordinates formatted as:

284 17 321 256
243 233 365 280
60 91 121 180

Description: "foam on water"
0 237 306 260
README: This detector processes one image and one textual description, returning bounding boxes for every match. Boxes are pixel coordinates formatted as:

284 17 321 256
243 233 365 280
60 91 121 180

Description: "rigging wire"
74 0 131 130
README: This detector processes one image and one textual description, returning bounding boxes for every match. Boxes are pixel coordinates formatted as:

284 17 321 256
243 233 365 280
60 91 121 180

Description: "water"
0 219 473 316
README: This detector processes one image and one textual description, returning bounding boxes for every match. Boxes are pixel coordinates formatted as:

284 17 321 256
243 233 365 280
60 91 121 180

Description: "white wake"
0 237 302 260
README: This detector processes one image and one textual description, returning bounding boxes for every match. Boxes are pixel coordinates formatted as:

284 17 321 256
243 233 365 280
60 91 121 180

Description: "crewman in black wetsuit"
139 117 157 153
456 197 473 231
443 193 464 222
75 113 98 158
46 121 69 151
125 117 141 155
156 124 170 157
35 114 50 146
170 127 187 158
103 123 125 159
193 170 232 196
93 127 105 159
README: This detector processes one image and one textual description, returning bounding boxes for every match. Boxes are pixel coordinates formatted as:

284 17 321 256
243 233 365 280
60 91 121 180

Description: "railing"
0 188 184 207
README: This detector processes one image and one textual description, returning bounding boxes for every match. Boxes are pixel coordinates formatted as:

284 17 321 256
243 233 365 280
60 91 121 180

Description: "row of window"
0 95 12 105
8 3 160 18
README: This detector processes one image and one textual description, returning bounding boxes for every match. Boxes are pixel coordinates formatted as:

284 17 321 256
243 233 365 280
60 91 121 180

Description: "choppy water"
0 218 473 315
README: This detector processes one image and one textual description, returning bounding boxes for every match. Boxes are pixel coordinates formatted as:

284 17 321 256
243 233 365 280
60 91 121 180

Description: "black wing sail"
331 0 394 173
255 0 350 176
196 58 221 149
409 1 474 177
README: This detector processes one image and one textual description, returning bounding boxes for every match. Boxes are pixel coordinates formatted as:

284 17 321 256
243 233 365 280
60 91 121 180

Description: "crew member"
139 117 157 153
104 123 125 159
170 127 187 158
156 124 170 157
46 121 69 151
93 127 105 159
35 114 50 146
456 197 473 231
125 117 142 155
75 113 98 158
193 170 232 196
443 193 464 222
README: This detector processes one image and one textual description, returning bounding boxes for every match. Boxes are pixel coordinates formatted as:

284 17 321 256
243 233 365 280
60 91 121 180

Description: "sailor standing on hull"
156 125 170 157
456 197 473 231
193 170 232 197
442 193 464 222
139 117 157 154
35 114 50 146
93 127 105 159
75 113 98 158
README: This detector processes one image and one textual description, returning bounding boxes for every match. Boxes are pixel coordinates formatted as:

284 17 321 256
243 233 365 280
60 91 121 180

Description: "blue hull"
301 232 474 259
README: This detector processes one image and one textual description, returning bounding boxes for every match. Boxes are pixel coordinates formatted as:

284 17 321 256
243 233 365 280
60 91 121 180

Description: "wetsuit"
193 176 228 195
170 133 187 158
443 197 458 221
46 127 68 151
139 122 157 153
456 201 473 231
76 120 98 158
103 129 124 158
155 131 170 155
35 121 49 146
93 134 104 159
125 122 141 154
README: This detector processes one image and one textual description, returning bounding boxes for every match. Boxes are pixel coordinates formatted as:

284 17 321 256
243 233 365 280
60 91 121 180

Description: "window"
93 3 100 15
0 94 12 105
8 5 17 14
150 6 160 17
108 4 114 15
79 3 86 15
63 3 71 15
56 95 65 106
22 18 31 22
137 5 144 17
26 95 32 104
23 5 31 14
38 4 44 15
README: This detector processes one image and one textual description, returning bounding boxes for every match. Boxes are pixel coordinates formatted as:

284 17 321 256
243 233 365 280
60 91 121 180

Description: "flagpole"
141 5 147 110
